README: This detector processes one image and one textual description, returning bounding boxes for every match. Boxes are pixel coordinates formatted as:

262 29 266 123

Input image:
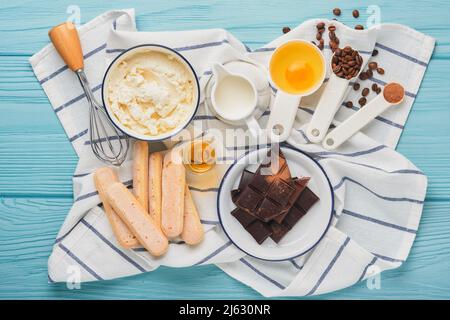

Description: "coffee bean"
333 8 341 16
376 87 382 94
358 97 367 106
377 67 385 75
318 41 324 50
282 27 291 34
345 101 353 108
352 10 360 18
317 22 325 29
362 88 370 97
372 83 378 91
329 31 336 40
359 72 368 80
368 62 378 70
355 24 364 30
332 46 362 79
372 49 379 56
353 83 360 91
328 25 336 32
366 69 373 78
316 33 322 41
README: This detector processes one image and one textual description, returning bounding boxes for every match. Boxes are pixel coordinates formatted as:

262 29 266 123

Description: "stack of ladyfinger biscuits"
93 141 204 257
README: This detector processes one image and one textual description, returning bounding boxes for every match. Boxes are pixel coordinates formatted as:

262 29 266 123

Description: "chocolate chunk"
231 189 240 202
272 177 310 224
295 187 319 212
235 187 264 212
269 221 291 243
246 220 272 244
231 208 256 228
283 206 307 229
239 169 254 190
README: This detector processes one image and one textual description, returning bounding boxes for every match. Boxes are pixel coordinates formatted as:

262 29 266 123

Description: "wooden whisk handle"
48 22 84 71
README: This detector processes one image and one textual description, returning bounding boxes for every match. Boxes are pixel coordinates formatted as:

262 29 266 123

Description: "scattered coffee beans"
282 26 291 34
352 10 360 18
355 24 364 30
372 49 379 56
368 62 378 70
362 88 370 97
332 46 363 80
353 83 360 91
377 67 385 75
358 97 367 106
333 8 341 16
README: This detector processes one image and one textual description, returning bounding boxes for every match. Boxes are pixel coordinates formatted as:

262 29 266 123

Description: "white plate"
217 146 333 261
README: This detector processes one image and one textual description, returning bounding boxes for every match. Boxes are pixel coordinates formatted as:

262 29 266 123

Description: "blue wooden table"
1 0 449 299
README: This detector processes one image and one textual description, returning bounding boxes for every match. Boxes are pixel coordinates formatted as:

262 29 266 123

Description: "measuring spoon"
322 82 405 150
306 47 363 143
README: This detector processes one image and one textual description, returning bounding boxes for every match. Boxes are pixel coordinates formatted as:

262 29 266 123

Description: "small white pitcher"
210 63 262 137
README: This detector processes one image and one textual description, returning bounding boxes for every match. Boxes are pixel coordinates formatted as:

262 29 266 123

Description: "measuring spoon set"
210 39 405 149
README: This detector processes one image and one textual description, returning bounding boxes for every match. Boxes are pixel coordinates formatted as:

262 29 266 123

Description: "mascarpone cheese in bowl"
102 45 200 141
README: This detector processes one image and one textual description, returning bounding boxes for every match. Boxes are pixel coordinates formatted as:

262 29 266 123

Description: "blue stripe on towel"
80 219 147 273
306 236 350 296
375 42 428 67
357 257 378 282
54 218 84 244
54 83 102 113
239 258 286 290
194 241 232 265
290 259 303 270
333 176 424 204
69 129 88 143
84 134 128 145
308 144 386 158
75 179 133 202
39 43 107 85
341 209 417 234
200 219 220 225
58 243 103 280
372 253 404 263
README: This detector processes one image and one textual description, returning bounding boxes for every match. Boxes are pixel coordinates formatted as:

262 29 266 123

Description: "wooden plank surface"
1 0 449 299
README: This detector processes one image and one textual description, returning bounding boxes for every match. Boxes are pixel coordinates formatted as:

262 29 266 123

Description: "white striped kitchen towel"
29 9 433 297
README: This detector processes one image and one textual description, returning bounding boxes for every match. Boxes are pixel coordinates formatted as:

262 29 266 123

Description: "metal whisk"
49 22 129 166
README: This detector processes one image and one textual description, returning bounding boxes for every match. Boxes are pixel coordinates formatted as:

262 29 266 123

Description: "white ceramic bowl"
101 44 200 142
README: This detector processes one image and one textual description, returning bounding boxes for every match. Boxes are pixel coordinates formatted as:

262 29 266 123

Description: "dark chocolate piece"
246 220 272 244
282 206 307 229
231 207 256 228
231 189 240 202
269 221 291 243
239 169 254 190
272 177 310 224
295 187 319 212
235 151 299 221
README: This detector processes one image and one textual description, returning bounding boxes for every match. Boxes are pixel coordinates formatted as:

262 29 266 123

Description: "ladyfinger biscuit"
93 168 139 248
181 185 204 245
161 150 186 238
105 182 168 256
133 140 149 212
148 152 163 228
